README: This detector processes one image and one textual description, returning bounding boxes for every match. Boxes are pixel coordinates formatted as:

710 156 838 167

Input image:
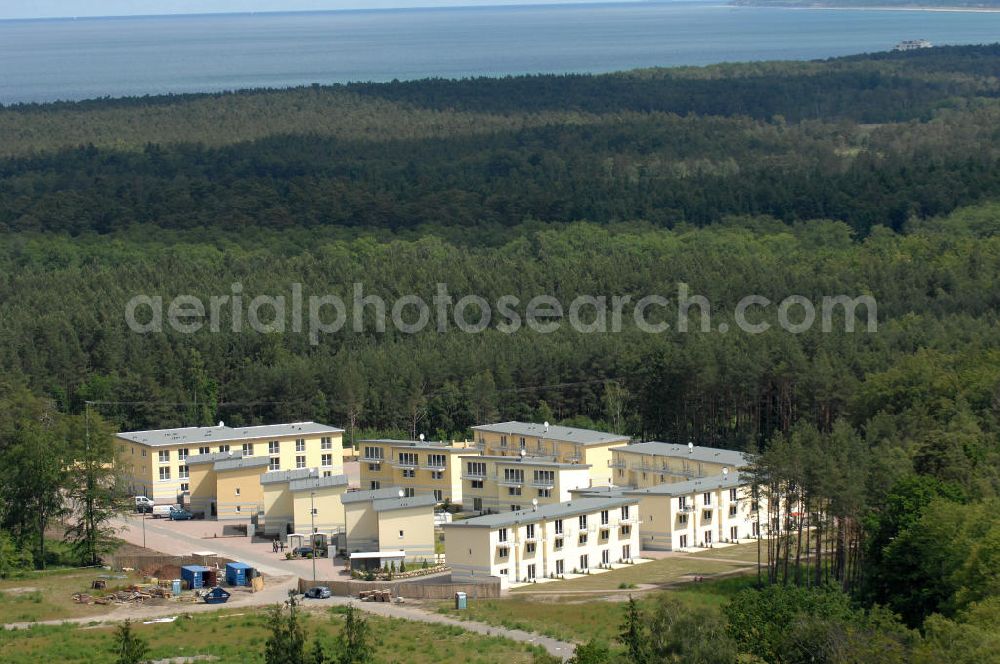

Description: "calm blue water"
1 1 999 104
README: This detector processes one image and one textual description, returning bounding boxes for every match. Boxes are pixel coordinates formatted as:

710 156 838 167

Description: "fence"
297 577 501 600
106 553 234 571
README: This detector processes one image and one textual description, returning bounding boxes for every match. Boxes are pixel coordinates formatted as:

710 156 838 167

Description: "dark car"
168 507 193 520
293 546 325 558
303 586 332 599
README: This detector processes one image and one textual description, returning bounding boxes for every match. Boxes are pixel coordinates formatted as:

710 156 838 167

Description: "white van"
134 496 155 513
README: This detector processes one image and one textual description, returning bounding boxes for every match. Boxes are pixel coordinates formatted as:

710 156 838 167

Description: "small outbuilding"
180 565 213 589
225 562 253 586
349 550 406 572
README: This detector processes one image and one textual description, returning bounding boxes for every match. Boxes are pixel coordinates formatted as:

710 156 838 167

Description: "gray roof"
445 496 638 530
472 422 628 446
610 441 749 467
624 471 746 497
187 450 244 466
289 474 349 492
569 485 629 498
458 454 592 469
372 494 439 512
260 468 318 485
117 421 344 447
359 439 468 452
213 455 271 472
341 487 418 504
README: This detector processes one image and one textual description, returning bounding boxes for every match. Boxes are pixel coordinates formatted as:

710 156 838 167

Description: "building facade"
261 468 318 536
471 422 628 486
117 421 345 505
459 454 593 513
608 441 748 489
341 488 437 561
358 439 469 504
289 474 350 535
444 496 641 588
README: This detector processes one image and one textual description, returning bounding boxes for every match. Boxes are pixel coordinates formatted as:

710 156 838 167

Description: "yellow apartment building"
187 451 270 520
444 496 641 589
358 439 469 504
459 454 593 514
341 488 437 561
117 421 345 505
471 422 629 486
289 474 350 535
608 441 748 489
261 468 319 536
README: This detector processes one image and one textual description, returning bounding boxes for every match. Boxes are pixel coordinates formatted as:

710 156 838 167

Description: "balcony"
422 463 447 471
392 459 419 470
617 516 637 526
497 477 525 487
678 505 696 513
461 473 487 482
608 460 626 469
361 455 385 464
531 479 555 489
636 462 696 478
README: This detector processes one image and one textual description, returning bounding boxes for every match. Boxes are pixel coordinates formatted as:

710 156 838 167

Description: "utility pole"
310 491 317 583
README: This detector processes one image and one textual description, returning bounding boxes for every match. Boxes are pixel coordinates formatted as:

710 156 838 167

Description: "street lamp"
310 491 317 583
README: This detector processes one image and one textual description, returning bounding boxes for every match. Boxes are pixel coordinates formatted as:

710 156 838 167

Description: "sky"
0 0 629 21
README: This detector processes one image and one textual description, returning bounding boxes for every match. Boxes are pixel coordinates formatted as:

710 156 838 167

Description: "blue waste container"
455 592 467 610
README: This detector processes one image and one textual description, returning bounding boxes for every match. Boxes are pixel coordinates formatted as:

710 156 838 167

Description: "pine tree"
114 619 149 664
618 596 647 664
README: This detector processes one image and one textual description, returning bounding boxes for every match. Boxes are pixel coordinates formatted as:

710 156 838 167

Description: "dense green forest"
1 45 999 659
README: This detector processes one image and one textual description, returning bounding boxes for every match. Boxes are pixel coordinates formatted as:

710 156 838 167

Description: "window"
180 483 189 492
473 498 483 511
431 470 444 480
178 465 189 479
729 505 738 517
403 468 415 478
731 526 739 541
554 519 563 535
579 533 588 545
503 468 524 484
578 515 588 530
702 492 712 506
678 534 688 548
269 458 281 471
198 446 210 455
321 437 333 450
321 454 333 467
555 560 564 575
500 435 508 448
368 463 380 472
526 563 535 580
508 486 522 496
703 510 712 521
621 505 631 520
296 439 306 452
729 488 738 501
525 524 535 539
678 496 687 510
620 525 632 537
519 437 526 449
622 544 631 560
238 443 251 455
158 450 170 463
296 455 306 469
579 554 589 571
600 528 609 541
466 461 486 477
602 549 610 565
678 514 688 525
363 446 383 461
159 467 171 481
269 441 280 455
142 449 147 457
537 488 551 498
498 528 508 543
403 487 416 498
323 471 332 477
398 530 404 538
370 481 380 490
218 444 230 453
601 510 609 525
235 505 241 513
752 522 760 537
427 454 446 468
498 547 509 559
235 488 241 496
511 504 521 511
471 480 484 489
554 537 564 550
177 448 189 461
499 568 508 575
433 490 443 501
526 542 536 555
704 531 713 545
398 452 418 466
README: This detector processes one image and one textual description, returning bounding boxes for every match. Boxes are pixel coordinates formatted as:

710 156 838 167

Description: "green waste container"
455 592 467 610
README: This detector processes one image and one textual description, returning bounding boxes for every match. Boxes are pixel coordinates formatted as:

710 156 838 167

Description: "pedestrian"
280 541 285 553
272 540 278 553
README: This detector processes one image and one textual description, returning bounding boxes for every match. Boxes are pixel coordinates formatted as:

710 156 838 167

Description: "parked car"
303 586 331 599
151 504 180 519
168 506 193 520
134 496 154 513
292 546 315 558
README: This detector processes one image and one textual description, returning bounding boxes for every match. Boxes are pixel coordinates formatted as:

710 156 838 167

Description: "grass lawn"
0 607 550 664
507 542 765 593
436 576 758 643
0 568 145 624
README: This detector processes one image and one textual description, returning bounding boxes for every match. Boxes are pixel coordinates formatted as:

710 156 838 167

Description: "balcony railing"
461 473 486 482
361 456 384 464
608 460 626 469
498 477 525 487
421 463 447 471
531 479 555 488
678 505 696 513
392 459 419 469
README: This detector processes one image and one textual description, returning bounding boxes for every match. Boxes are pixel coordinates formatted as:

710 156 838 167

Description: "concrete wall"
297 576 500 599
292 485 348 533
377 506 436 560
188 463 217 516
263 483 294 536
215 465 266 520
